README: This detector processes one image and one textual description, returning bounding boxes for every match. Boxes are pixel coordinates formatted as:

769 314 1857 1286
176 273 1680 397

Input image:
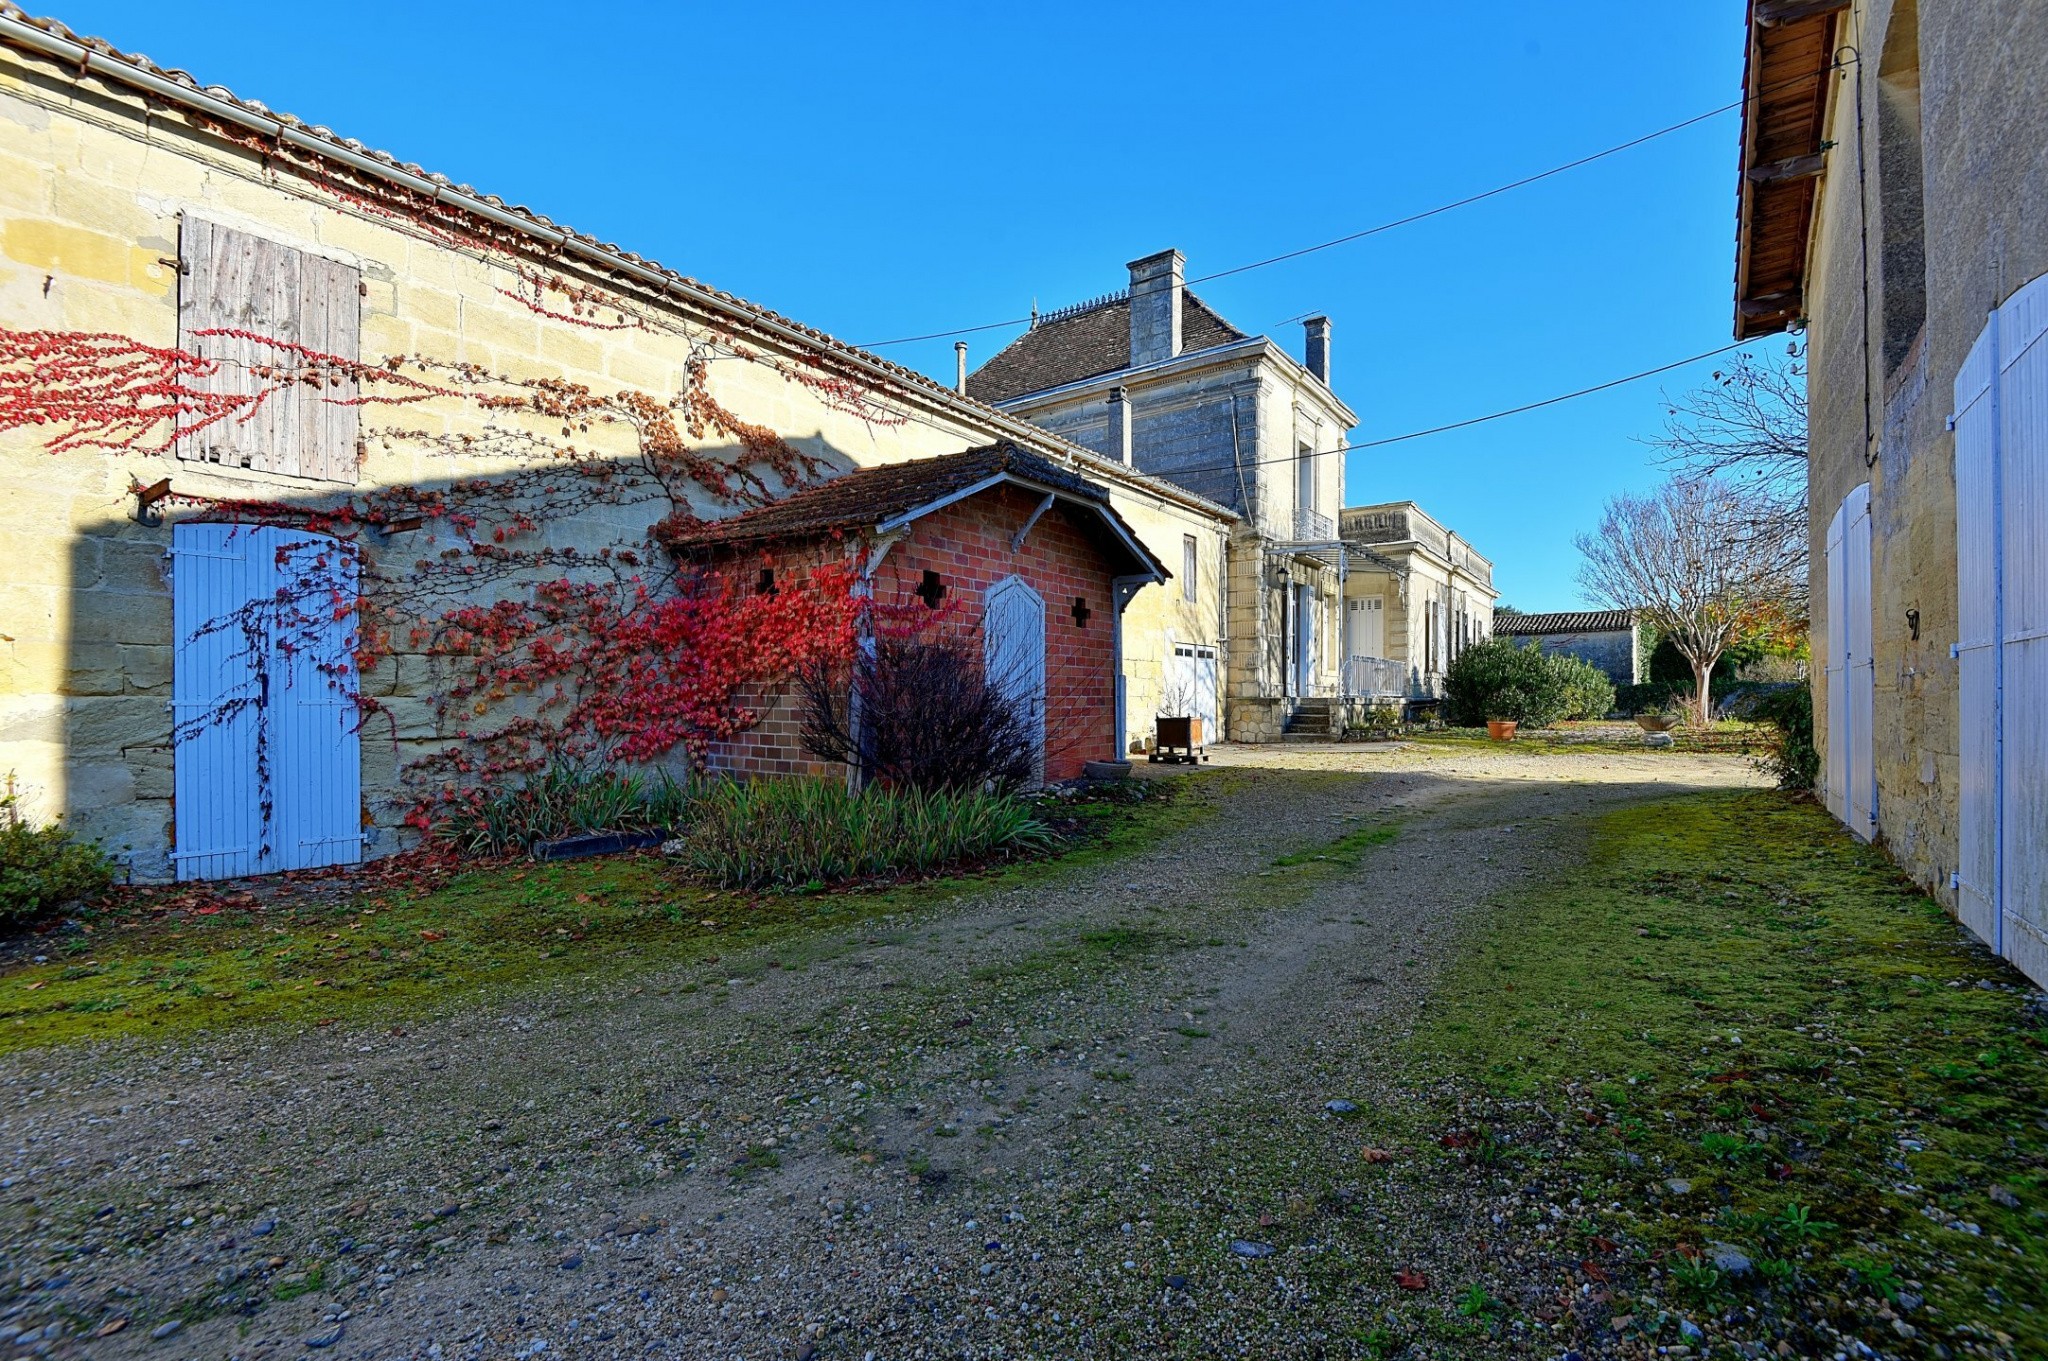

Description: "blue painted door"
172 523 362 880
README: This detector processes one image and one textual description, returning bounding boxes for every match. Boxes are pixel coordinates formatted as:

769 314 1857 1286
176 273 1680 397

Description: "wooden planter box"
1151 716 1206 765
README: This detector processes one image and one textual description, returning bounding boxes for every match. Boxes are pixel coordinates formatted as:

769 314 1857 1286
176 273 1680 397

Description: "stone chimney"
1126 249 1184 367
954 341 969 395
1106 385 1133 466
1304 315 1331 386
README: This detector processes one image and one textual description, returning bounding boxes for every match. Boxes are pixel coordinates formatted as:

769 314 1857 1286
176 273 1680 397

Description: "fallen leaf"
1360 1147 1395 1164
1439 1130 1479 1150
419 930 446 943
1580 1259 1609 1281
1394 1267 1428 1291
95 1319 128 1337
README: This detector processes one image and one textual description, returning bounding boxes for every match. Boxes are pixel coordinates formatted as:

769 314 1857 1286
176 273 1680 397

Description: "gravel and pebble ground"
0 745 1762 1359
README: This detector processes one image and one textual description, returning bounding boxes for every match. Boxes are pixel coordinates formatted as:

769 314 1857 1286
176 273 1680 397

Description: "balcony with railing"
1293 507 1335 542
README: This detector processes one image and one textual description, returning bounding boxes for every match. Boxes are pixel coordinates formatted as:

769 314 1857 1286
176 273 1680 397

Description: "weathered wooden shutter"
1844 484 1876 837
1954 297 2001 953
172 523 362 880
1954 271 2048 983
176 218 360 482
1822 483 1874 840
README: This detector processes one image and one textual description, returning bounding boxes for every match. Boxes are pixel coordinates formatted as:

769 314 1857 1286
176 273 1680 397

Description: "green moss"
1412 789 2048 1356
0 779 1208 1055
1271 820 1399 868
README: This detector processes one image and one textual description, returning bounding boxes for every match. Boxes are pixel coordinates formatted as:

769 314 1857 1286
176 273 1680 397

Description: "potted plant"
1486 716 1519 742
1634 696 1686 747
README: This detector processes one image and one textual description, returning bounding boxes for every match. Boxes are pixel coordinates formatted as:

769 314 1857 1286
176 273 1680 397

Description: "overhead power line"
854 58 1856 352
1081 340 1754 485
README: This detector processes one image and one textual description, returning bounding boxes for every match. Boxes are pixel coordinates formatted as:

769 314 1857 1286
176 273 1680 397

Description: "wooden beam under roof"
1756 0 1851 27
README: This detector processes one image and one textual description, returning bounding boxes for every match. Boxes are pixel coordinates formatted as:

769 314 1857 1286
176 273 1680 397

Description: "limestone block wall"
1527 629 1639 687
1801 0 2048 905
0 40 1229 876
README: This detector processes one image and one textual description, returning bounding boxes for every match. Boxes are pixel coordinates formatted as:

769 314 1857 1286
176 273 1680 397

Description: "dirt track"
0 744 1762 1359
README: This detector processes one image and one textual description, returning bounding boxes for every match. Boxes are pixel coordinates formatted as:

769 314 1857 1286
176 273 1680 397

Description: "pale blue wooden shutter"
172 524 362 880
172 523 267 880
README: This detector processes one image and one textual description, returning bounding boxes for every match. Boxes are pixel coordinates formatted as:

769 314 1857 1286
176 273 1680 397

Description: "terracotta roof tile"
1494 609 1637 636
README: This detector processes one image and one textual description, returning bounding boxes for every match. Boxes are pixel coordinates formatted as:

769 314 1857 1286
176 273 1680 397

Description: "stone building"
1337 502 1499 703
1491 610 1640 687
969 250 1491 741
0 9 1230 879
1732 0 2048 982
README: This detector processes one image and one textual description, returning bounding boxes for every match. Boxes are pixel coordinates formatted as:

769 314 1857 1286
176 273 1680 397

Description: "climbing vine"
2 310 878 838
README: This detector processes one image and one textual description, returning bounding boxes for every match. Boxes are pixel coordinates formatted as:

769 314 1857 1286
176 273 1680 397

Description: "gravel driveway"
0 744 1762 1359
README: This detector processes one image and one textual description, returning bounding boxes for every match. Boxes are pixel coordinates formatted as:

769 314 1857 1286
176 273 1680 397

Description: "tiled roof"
965 292 1250 404
1494 609 1637 636
660 443 1164 581
0 7 1250 525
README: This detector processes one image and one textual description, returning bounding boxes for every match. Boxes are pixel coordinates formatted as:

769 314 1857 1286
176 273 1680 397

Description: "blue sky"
57 0 1768 608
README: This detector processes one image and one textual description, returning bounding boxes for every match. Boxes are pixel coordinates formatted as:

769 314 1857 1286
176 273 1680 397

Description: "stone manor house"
967 250 1495 740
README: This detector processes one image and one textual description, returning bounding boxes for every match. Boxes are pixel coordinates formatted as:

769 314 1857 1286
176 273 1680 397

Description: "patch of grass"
1412 789 2048 1358
0 779 1207 1054
1409 720 1768 757
1271 820 1400 869
269 1262 326 1302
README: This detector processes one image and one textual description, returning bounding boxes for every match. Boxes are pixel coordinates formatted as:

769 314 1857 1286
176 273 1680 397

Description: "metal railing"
1293 507 1335 542
1344 655 1413 698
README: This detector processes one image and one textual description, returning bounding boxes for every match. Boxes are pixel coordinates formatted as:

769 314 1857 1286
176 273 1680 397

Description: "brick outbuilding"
663 443 1168 785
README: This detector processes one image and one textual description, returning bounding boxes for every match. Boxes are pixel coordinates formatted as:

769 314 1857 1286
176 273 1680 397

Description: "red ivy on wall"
1 312 871 836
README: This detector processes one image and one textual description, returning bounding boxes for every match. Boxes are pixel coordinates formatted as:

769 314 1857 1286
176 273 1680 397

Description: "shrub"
436 763 699 856
0 799 114 926
683 777 1054 889
1751 683 1818 791
797 633 1037 793
1444 639 1572 728
1614 680 1687 717
1549 652 1618 721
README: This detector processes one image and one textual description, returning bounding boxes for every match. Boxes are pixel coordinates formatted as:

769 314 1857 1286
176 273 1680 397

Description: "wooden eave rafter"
1732 0 1848 339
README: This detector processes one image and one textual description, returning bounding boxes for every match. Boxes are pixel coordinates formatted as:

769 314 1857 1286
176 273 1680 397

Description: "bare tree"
795 631 1037 794
1576 477 1804 727
1647 342 1809 565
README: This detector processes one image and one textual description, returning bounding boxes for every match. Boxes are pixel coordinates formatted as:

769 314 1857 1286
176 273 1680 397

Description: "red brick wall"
701 484 1123 784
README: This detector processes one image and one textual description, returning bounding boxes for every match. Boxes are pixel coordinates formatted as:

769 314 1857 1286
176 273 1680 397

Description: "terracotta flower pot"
1486 719 1518 742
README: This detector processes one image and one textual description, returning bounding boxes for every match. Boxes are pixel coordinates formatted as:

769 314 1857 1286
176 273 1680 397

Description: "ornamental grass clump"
436 763 701 856
684 777 1055 890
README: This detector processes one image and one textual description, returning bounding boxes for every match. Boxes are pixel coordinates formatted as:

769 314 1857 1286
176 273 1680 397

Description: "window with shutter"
176 218 361 483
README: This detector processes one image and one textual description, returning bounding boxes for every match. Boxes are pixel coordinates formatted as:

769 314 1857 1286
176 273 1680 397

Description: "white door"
172 524 362 880
1954 270 2048 983
1822 484 1875 840
1294 584 1317 695
984 576 1046 784
1346 595 1385 658
1172 644 1219 736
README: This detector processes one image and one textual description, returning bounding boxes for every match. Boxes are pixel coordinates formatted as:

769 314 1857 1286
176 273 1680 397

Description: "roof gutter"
0 11 1235 526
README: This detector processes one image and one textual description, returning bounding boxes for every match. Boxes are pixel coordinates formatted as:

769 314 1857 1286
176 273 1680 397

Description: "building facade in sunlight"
967 251 1496 737
1734 0 2048 983
0 9 1228 879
